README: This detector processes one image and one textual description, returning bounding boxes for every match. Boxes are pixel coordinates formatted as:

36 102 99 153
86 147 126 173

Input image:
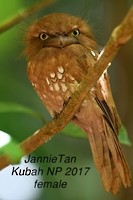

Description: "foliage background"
0 0 133 200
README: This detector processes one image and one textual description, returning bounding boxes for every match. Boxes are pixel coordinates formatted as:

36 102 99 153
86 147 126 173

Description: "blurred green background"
0 0 133 200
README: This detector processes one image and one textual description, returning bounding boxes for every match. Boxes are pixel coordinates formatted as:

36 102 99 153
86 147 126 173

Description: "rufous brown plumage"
24 13 131 194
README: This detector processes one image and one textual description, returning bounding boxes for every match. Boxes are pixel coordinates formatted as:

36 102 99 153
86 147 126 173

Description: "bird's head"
24 13 96 59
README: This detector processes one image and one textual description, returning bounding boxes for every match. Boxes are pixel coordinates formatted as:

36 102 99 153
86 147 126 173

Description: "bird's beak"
44 35 79 48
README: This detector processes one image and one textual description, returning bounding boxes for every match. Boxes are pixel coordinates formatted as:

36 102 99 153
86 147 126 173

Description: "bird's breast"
28 44 96 116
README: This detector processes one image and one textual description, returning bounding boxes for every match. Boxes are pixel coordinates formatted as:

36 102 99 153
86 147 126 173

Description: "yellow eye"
72 29 80 36
39 32 48 40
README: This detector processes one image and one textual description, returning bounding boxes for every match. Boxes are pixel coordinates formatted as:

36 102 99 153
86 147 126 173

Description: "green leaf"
0 101 44 122
62 122 87 138
118 125 132 146
0 130 24 163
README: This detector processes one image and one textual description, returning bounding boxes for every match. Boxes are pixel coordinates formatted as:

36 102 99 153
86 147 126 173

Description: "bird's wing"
92 71 131 193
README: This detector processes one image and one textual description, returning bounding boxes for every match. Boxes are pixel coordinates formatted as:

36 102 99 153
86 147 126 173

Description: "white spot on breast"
90 87 96 93
68 74 75 81
54 83 60 91
82 99 88 107
43 94 47 99
46 77 50 85
69 80 78 93
90 50 96 57
49 85 54 91
60 83 68 92
57 72 63 79
33 83 37 89
50 72 56 78
58 66 64 74
31 82 35 87
107 62 111 67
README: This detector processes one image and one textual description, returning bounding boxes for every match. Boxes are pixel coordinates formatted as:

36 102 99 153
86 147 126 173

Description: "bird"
24 12 131 194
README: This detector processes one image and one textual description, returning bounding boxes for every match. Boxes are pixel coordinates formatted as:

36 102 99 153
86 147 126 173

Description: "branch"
0 0 57 34
0 6 133 170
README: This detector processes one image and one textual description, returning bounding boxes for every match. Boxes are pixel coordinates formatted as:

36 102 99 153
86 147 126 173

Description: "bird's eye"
71 29 80 36
39 32 48 40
